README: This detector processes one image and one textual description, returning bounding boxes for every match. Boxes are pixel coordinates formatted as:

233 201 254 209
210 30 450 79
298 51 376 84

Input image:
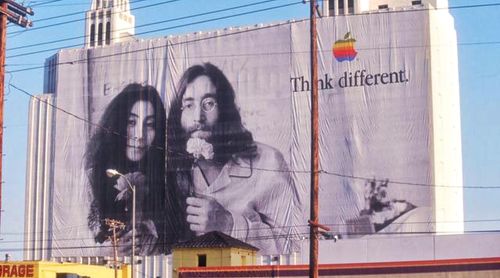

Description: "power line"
33 1 500 30
6 0 303 58
3 229 500 253
6 37 500 70
320 170 500 189
8 0 182 36
9 0 500 39
8 82 500 192
29 0 150 9
5 217 500 241
21 0 150 25
29 0 64 8
8 83 165 152
6 2 500 71
7 0 287 52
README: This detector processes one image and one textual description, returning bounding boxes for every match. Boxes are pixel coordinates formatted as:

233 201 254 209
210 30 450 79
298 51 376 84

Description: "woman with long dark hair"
86 83 179 255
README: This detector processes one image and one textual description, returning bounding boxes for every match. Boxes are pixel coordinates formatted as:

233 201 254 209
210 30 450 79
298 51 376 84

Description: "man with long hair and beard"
167 63 301 255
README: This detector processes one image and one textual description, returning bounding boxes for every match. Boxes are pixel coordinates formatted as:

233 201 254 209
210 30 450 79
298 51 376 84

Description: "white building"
321 0 449 16
23 1 474 277
84 0 135 47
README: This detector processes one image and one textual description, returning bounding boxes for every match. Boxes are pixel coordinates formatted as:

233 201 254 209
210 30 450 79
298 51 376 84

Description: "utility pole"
106 218 125 278
0 0 33 234
308 0 331 277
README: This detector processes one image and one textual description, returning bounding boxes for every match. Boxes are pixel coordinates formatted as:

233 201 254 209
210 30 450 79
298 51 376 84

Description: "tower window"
98 23 103 46
90 24 95 47
106 22 111 45
197 254 207 267
348 0 354 13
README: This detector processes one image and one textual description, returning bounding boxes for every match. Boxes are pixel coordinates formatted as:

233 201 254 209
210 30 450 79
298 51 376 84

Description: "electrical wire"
20 0 151 25
3 0 500 256
3 229 500 253
5 217 500 244
8 0 183 36
7 0 288 52
8 82 500 191
8 82 165 151
23 1 500 33
29 0 64 7
7 0 500 53
6 7 500 71
6 0 304 58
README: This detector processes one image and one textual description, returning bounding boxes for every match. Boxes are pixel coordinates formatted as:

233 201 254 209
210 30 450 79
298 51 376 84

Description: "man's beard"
188 129 213 140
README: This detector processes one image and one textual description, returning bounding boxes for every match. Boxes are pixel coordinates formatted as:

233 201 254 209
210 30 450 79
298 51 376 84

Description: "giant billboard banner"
49 11 433 257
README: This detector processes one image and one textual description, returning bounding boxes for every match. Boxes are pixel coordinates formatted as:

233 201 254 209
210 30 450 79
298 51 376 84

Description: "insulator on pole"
5 0 34 16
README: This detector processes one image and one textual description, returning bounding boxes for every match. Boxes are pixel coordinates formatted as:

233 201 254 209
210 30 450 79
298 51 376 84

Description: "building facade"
24 1 467 277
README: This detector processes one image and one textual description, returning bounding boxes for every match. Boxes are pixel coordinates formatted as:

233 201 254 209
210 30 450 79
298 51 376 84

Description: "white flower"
114 172 145 201
186 137 214 160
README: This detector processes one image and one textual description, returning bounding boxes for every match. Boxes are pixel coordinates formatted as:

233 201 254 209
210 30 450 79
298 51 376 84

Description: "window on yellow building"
198 254 207 267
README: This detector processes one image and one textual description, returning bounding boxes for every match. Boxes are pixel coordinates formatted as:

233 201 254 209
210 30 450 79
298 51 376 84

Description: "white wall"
298 233 500 264
428 9 464 234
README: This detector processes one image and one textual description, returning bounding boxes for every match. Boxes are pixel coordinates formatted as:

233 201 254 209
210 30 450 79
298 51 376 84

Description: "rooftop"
173 231 259 251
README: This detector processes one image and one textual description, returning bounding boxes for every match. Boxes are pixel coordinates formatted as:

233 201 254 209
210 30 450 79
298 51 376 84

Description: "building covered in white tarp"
24 0 473 277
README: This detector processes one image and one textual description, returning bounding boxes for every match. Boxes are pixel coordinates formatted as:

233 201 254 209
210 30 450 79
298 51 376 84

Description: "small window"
348 0 354 13
198 254 207 267
90 24 95 47
328 0 335 13
378 4 389 9
338 0 344 14
97 23 103 45
412 0 422 5
105 22 111 45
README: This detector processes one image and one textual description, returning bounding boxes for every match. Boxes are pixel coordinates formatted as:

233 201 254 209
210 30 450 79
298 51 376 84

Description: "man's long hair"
85 84 173 248
166 62 256 196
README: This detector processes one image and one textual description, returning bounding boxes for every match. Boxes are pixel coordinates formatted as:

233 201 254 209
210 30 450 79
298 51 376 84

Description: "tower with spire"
85 0 135 47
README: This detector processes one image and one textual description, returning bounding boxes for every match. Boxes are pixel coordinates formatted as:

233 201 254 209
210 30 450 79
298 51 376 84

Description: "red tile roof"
173 231 259 251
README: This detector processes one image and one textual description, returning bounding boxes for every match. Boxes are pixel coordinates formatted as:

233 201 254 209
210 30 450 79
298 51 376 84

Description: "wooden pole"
0 0 33 237
309 0 319 277
106 218 125 278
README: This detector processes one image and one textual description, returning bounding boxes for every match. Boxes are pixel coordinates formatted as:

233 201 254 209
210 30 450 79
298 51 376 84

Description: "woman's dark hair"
85 83 167 246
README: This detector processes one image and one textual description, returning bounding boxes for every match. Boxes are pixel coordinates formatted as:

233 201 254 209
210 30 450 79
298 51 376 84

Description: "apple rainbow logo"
332 32 358 62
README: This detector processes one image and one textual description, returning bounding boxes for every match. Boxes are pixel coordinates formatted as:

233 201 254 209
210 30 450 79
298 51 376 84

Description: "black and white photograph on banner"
49 12 434 258
166 63 301 255
85 84 175 255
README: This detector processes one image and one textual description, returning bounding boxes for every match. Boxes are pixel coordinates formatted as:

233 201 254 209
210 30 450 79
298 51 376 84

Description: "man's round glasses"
181 97 217 113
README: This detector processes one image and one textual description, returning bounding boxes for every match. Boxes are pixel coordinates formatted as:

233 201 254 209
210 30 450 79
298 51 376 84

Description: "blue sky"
1 0 499 260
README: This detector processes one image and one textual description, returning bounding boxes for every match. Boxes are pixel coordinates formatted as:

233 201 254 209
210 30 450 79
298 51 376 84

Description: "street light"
106 168 136 278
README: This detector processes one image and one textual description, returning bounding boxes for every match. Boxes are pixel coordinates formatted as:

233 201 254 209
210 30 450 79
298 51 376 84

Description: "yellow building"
0 261 130 278
172 231 259 278
177 257 500 278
